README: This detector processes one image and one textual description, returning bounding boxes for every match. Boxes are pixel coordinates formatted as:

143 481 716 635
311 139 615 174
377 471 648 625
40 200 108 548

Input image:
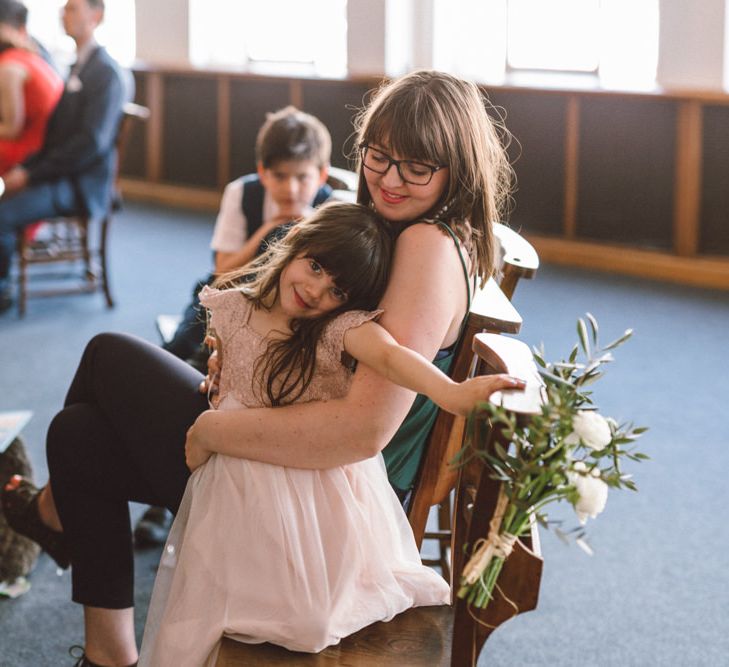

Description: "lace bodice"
199 285 381 409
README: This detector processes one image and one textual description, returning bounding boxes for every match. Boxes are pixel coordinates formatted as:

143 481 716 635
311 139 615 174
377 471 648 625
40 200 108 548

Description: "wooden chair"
14 102 150 316
326 165 358 192
493 222 540 300
214 333 544 666
413 226 539 578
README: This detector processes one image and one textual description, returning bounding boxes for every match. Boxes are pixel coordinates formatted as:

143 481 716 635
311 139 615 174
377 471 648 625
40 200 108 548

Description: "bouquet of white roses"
456 314 647 610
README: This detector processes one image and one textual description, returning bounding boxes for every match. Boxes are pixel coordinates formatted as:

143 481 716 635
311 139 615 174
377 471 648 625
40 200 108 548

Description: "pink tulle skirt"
139 453 450 666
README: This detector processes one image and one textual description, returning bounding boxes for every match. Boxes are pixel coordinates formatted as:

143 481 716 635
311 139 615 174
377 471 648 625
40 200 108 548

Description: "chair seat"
215 605 453 666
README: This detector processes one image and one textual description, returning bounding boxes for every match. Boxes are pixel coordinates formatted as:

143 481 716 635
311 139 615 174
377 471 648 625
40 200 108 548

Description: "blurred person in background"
0 0 124 314
0 0 63 175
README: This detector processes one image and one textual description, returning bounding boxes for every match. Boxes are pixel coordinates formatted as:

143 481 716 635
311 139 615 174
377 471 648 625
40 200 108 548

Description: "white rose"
565 411 612 450
568 462 608 525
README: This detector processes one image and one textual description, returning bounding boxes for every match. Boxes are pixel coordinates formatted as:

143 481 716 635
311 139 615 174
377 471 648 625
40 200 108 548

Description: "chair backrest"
449 333 543 664
115 102 150 189
326 166 358 203
326 165 359 191
493 222 539 299
406 277 521 545
407 226 539 548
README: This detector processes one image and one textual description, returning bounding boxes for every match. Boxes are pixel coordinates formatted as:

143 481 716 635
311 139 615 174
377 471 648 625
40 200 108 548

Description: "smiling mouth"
380 188 407 204
293 288 311 309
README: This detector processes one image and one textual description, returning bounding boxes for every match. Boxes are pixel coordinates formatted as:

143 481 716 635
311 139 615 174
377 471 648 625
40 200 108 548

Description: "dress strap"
434 221 474 315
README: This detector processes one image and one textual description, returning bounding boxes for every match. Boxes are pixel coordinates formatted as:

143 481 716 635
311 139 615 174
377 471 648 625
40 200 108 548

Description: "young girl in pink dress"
139 203 520 665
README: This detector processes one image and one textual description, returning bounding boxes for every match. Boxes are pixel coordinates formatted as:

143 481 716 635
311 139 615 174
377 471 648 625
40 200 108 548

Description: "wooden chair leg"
99 216 114 308
16 231 27 317
437 497 452 581
79 219 93 283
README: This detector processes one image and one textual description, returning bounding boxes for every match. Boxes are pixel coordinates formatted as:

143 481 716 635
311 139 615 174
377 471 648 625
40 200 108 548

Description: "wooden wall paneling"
528 233 729 290
673 101 702 256
577 97 676 249
289 79 303 109
162 74 218 187
564 95 580 239
217 76 231 189
699 105 729 256
146 71 163 182
120 70 147 178
228 79 291 178
300 80 376 169
485 90 566 236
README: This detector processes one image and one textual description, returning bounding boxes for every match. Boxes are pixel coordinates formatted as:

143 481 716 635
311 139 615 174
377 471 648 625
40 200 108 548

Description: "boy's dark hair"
0 0 27 28
255 106 331 169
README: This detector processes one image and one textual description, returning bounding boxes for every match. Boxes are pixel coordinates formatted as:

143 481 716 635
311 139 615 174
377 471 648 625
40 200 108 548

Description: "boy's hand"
444 374 526 416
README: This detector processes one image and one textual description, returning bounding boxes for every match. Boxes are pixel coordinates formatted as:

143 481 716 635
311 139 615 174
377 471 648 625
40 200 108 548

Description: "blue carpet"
0 203 727 665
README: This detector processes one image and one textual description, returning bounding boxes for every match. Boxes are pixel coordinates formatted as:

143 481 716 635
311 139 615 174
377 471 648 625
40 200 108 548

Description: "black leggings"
47 333 208 608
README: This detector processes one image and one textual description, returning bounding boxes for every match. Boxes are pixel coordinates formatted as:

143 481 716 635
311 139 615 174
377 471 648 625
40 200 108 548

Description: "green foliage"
456 314 648 609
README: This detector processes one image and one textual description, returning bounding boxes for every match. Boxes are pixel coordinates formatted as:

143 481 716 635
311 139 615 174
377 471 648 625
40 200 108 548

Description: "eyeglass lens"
362 147 436 185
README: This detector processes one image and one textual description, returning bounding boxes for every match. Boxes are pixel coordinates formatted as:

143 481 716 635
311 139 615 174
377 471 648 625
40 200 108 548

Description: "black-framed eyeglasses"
359 145 446 186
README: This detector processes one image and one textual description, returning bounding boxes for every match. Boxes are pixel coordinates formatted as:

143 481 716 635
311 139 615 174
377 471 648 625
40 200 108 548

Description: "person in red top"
0 0 63 174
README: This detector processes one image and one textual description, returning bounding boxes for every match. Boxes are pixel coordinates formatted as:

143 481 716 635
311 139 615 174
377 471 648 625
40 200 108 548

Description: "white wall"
347 0 386 76
135 0 189 65
656 0 726 90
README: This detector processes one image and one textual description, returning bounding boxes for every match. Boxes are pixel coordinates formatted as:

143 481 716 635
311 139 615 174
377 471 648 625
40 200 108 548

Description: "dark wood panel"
700 105 729 255
228 80 291 178
486 90 566 236
577 98 676 249
120 70 147 178
301 81 374 169
162 75 218 187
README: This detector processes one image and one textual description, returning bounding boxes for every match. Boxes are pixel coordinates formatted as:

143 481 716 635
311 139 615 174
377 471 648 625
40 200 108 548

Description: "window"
189 0 347 77
25 0 136 70
433 0 659 90
507 0 600 73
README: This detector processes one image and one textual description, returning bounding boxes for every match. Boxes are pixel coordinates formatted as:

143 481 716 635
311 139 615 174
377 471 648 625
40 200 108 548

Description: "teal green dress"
382 222 472 493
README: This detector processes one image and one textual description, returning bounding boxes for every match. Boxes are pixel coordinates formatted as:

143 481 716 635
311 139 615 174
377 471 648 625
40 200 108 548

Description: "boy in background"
163 105 332 365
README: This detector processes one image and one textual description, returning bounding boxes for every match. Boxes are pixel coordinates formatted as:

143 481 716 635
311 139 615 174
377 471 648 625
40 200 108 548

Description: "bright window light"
190 0 347 77
599 0 659 89
433 0 507 82
433 0 658 89
25 0 136 70
507 0 600 72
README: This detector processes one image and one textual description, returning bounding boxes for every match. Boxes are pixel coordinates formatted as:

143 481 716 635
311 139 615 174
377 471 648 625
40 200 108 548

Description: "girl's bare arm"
342 321 524 417
186 223 469 471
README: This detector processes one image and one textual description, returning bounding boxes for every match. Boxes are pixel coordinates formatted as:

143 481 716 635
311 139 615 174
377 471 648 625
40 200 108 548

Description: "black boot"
133 505 172 548
69 645 138 667
2 476 70 569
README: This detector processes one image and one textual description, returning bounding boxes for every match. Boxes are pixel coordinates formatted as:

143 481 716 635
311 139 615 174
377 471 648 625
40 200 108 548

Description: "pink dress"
139 287 449 666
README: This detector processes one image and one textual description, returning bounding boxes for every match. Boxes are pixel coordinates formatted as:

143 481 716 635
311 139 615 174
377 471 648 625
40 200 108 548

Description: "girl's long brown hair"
214 202 393 406
353 70 514 287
